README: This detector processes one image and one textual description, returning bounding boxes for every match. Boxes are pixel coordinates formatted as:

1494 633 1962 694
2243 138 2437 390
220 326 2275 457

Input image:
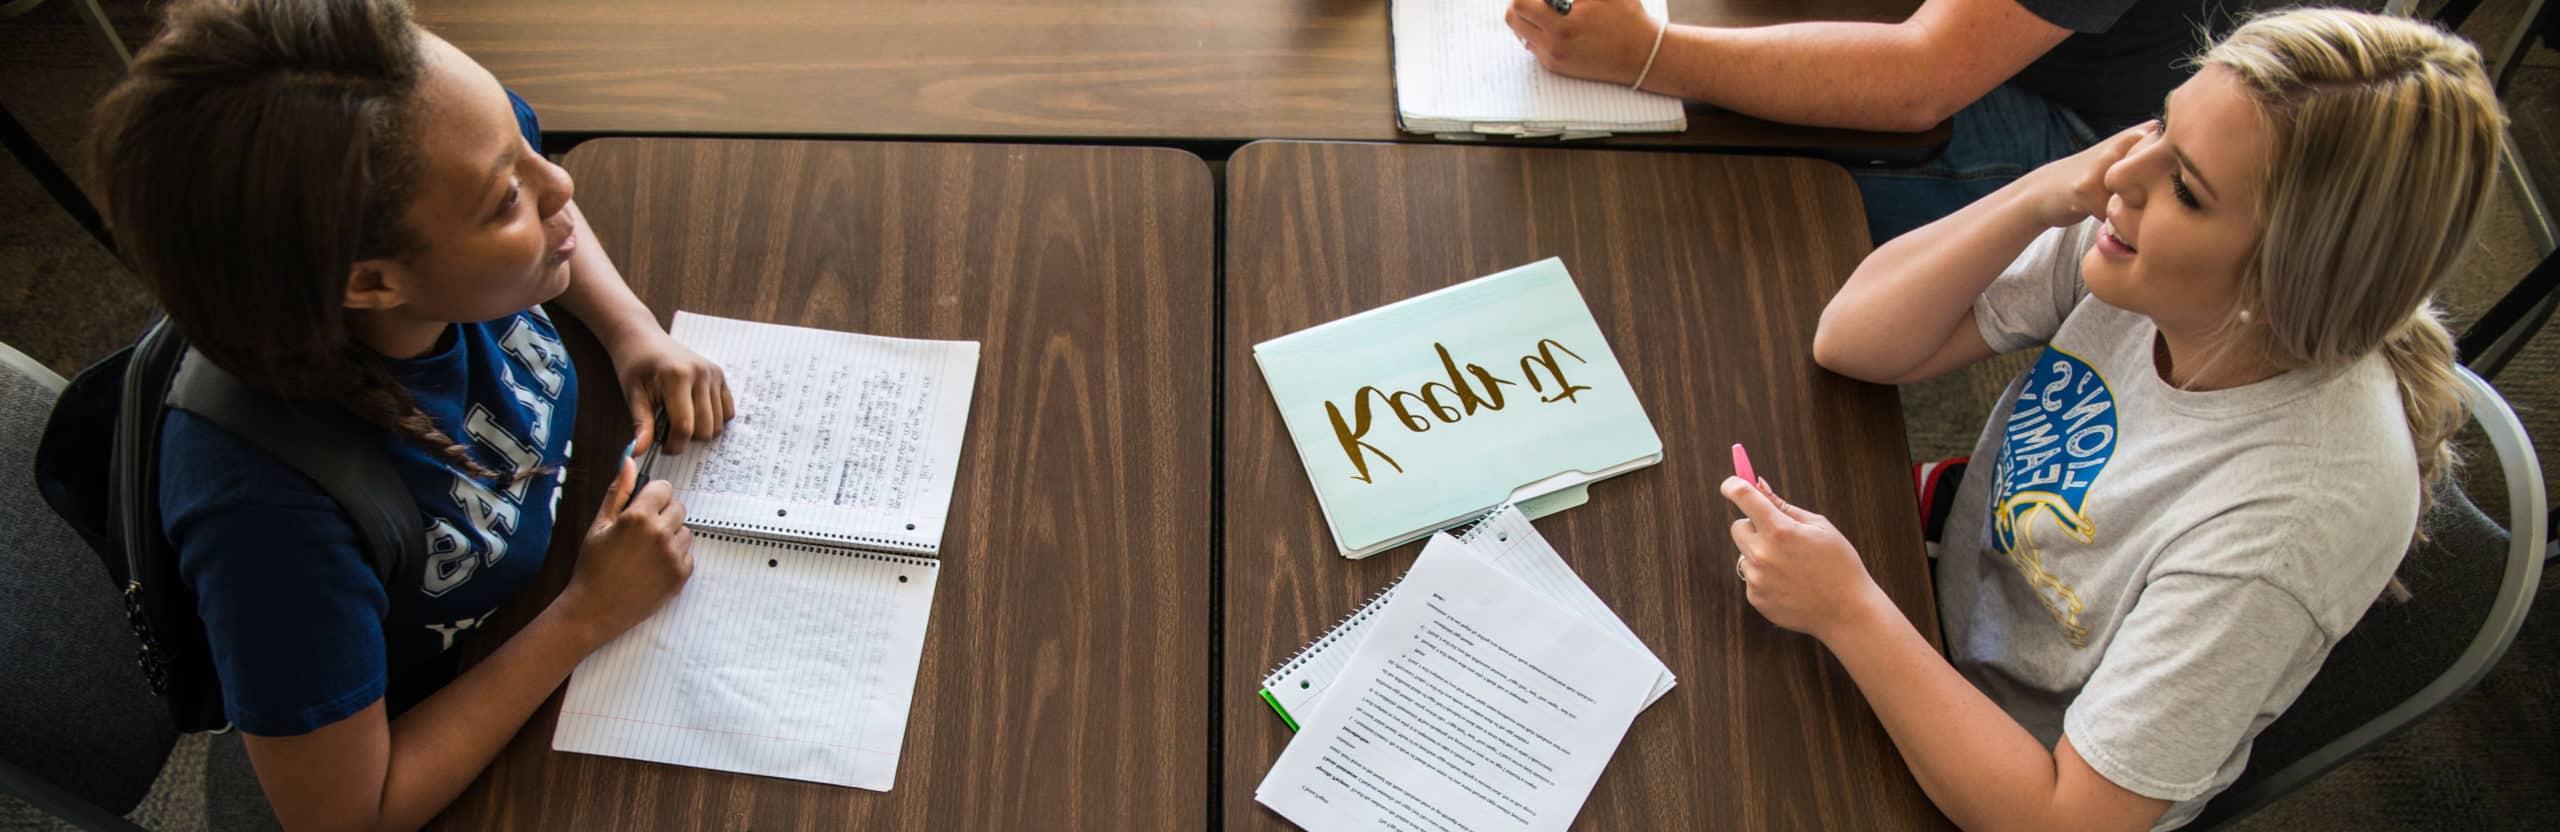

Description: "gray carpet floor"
4 0 2554 829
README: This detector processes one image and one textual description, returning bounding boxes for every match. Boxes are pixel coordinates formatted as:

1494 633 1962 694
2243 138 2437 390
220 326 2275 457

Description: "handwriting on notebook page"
691 353 940 514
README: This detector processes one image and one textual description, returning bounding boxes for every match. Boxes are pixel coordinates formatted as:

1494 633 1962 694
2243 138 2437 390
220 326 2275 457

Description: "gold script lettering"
1326 388 1405 484
1519 338 1592 403
1318 337 1596 483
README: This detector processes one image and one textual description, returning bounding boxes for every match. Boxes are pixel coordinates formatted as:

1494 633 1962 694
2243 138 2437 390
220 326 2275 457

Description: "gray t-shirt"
1937 220 2420 829
2008 0 2251 131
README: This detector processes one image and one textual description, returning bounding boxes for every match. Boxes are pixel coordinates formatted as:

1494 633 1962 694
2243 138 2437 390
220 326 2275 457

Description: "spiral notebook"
1393 0 1687 138
1257 504 1672 730
553 312 980 791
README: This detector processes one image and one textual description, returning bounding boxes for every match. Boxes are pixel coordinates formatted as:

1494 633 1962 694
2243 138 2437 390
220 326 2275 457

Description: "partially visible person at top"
1717 8 2504 830
1504 0 2254 243
85 0 735 827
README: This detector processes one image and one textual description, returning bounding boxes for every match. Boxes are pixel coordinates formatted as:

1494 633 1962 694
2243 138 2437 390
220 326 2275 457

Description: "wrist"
1629 20 1673 90
591 309 663 356
1815 583 1904 647
1990 176 2072 233
540 587 619 655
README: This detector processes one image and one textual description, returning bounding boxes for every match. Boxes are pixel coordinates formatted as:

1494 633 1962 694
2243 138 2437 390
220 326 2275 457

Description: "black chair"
2458 247 2559 562
2429 0 2557 92
2186 366 2547 829
0 341 175 831
2461 248 2559 385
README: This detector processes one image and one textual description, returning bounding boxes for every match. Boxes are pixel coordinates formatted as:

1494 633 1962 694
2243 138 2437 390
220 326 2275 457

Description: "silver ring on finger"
1736 554 1748 582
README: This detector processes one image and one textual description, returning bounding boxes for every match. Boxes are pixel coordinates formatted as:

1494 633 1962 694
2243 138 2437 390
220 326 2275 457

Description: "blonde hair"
2203 8 2505 498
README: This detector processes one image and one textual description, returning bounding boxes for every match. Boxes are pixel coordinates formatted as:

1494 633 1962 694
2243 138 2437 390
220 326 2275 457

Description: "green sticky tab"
1517 484 1590 519
1259 688 1302 732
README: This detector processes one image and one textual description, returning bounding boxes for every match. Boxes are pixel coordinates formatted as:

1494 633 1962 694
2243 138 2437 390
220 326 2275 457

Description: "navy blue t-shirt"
2008 0 2250 132
159 93 574 735
162 309 578 735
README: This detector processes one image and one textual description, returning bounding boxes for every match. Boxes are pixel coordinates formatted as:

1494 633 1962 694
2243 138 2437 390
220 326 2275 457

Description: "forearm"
1643 21 1955 131
550 202 660 349
1813 180 2049 380
1820 592 2067 832
369 604 608 829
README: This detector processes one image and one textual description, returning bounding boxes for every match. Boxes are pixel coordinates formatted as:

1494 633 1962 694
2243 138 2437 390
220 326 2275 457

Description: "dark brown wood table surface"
1221 140 1951 829
415 0 1944 157
431 139 1216 830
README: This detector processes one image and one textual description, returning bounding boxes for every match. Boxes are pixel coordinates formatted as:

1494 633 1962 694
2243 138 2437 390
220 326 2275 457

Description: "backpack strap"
99 322 426 732
112 320 185 596
109 320 200 717
161 341 427 597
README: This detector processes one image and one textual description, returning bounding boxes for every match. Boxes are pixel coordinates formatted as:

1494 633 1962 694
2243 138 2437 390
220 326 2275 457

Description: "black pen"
616 405 668 508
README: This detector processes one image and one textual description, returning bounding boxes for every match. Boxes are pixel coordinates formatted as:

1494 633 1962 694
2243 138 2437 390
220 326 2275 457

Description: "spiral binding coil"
1455 503 1515 544
695 518 934 555
1264 582 1402 683
1262 504 1519 684
697 529 939 568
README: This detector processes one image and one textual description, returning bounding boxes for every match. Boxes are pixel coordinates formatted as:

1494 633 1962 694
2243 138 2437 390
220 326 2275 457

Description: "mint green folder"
1254 258 1665 558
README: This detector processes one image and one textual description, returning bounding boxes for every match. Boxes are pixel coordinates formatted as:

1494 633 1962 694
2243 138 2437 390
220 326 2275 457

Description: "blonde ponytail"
2379 304 2465 496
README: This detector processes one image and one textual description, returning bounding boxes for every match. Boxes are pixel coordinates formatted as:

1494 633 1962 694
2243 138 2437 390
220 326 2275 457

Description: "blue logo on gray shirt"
1989 346 2119 645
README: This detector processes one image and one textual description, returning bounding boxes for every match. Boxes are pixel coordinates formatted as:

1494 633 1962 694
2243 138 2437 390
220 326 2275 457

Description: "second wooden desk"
1220 140 1952 830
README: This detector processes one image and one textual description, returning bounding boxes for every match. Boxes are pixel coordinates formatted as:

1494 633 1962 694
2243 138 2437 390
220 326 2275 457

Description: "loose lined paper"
652 311 979 554
554 531 940 791
1393 0 1687 137
1454 506 1674 707
1256 534 1656 831
1262 505 1672 728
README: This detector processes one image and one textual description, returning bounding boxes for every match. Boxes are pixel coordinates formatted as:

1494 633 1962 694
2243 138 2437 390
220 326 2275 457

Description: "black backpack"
33 318 423 733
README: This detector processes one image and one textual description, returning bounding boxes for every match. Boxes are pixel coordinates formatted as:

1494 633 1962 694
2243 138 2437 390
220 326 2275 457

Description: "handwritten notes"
654 312 979 554
1256 534 1656 830
689 353 941 512
1255 258 1664 557
554 313 977 792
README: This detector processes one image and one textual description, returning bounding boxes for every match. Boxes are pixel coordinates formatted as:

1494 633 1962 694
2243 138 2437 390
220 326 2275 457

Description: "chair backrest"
2186 365 2547 829
0 341 173 830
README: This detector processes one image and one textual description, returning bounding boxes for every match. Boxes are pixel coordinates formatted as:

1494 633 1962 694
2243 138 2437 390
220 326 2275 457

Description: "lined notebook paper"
554 312 980 791
1259 505 1672 730
1393 0 1687 138
649 312 978 554
553 533 938 790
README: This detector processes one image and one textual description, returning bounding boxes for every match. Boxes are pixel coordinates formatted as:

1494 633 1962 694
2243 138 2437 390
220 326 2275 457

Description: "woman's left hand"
609 330 734 454
1721 476 1889 642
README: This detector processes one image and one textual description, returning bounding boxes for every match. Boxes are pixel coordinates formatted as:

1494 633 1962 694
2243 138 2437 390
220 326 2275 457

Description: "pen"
617 406 668 508
636 405 668 483
1547 0 1574 13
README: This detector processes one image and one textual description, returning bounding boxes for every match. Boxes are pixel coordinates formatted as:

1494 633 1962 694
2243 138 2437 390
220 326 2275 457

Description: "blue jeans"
1852 85 2099 244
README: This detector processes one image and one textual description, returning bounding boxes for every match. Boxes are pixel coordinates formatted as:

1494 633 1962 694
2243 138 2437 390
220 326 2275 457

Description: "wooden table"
433 139 1217 830
416 0 1943 156
1220 140 1949 829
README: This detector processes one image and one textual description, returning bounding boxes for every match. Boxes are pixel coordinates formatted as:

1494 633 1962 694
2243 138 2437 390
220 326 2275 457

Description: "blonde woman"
1720 8 2504 831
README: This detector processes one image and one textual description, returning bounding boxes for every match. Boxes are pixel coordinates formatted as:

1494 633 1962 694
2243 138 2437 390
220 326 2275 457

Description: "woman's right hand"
560 457 693 643
2019 122 2155 228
